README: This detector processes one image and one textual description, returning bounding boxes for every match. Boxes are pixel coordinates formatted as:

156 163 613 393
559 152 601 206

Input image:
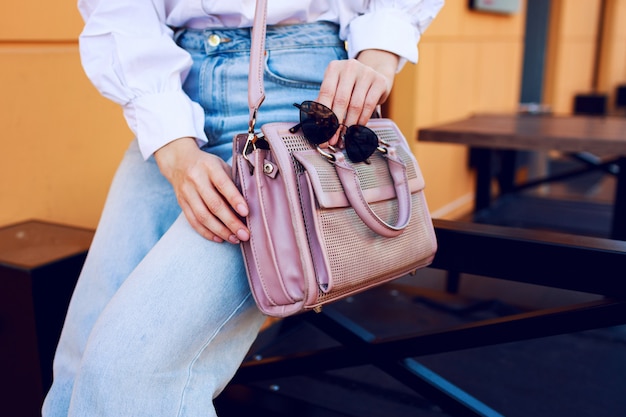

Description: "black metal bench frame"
225 219 626 416
470 147 626 240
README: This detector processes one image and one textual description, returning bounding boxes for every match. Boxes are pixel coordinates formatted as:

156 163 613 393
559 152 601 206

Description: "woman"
43 1 443 415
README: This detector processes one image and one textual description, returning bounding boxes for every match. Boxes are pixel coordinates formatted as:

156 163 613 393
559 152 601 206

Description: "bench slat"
431 219 626 298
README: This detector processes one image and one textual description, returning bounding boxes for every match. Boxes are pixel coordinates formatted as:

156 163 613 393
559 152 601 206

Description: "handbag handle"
248 0 268 132
329 150 412 238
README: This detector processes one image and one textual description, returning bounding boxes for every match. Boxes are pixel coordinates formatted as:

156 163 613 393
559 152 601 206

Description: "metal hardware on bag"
361 140 391 164
313 306 323 313
263 161 274 175
248 108 258 135
243 132 264 174
242 108 261 171
316 138 392 165
261 158 278 178
242 132 257 160
377 138 391 155
316 145 338 163
242 132 271 175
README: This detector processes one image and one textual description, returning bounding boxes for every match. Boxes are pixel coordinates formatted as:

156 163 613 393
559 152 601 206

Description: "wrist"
357 50 398 80
154 137 199 177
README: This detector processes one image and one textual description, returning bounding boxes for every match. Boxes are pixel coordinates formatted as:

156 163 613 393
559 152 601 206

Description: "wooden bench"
221 219 626 416
0 220 93 417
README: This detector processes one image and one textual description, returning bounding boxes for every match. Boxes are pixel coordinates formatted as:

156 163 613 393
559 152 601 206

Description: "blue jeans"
43 22 346 417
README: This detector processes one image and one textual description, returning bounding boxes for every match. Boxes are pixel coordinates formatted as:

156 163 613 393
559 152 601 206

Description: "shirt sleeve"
341 0 444 71
78 0 208 159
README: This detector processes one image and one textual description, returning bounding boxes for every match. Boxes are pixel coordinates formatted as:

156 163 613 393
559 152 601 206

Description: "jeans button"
208 34 221 47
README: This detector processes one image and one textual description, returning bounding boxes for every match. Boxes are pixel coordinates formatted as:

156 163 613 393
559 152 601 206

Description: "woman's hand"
154 137 250 243
317 49 399 146
153 50 399 243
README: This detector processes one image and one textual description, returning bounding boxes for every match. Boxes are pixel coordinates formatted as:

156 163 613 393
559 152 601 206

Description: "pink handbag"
233 0 437 317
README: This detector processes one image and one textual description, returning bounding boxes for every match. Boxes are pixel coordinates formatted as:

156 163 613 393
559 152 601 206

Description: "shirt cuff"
347 9 421 72
124 91 208 160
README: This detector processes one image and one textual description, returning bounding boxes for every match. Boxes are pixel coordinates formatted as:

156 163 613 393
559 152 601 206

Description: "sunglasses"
289 101 385 163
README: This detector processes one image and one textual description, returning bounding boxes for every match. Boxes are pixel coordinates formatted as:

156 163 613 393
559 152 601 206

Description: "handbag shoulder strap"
248 0 268 133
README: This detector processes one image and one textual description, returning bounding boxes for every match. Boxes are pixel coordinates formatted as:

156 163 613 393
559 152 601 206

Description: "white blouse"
77 0 444 158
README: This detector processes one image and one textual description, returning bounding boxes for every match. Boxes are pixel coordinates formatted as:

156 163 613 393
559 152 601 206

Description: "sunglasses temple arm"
288 103 304 133
289 122 302 134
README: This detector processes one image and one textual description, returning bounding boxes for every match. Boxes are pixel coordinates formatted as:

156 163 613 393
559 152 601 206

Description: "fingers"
154 138 249 244
317 59 390 130
182 157 250 244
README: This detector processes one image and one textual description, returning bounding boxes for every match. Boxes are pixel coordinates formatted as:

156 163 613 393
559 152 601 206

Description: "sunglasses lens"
298 101 339 145
344 125 379 163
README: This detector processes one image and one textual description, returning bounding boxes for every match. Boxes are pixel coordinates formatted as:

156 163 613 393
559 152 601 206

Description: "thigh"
60 140 180 352
47 140 182 417
85 140 180 278
70 215 265 416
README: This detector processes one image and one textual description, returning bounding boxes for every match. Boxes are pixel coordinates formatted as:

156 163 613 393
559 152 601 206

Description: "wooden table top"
418 113 626 154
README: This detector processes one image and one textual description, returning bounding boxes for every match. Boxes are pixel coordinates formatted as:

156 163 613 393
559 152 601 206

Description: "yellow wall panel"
391 41 440 137
0 46 131 228
413 42 439 128
2 3 84 40
541 0 624 115
423 1 462 38
475 42 523 112
547 40 597 114
389 64 419 142
597 0 626 111
557 0 602 39
417 142 474 219
613 0 626 39
436 42 480 122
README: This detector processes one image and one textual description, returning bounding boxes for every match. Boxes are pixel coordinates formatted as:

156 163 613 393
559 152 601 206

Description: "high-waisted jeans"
42 22 346 417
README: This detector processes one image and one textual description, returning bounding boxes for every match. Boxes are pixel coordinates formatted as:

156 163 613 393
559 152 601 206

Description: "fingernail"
236 229 250 242
237 203 249 217
228 235 240 244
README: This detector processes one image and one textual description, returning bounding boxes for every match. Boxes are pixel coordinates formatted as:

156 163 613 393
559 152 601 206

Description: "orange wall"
1 3 131 229
599 0 626 111
543 0 601 114
390 1 526 219
543 0 626 114
2 1 625 230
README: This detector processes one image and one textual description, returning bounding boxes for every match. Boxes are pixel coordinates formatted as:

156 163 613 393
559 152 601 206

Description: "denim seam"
263 46 346 89
176 293 253 416
263 61 322 89
197 43 345 56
